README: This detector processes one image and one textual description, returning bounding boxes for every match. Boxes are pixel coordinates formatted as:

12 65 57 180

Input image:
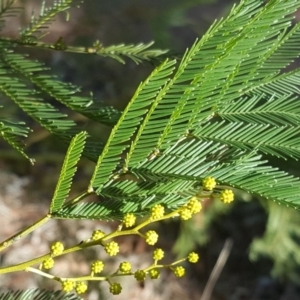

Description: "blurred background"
1 0 300 299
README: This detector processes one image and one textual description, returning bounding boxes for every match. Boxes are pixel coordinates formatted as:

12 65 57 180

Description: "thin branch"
200 238 233 300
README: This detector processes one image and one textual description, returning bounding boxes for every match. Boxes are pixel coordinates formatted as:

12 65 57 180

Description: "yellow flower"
61 280 75 292
91 260 104 274
220 189 234 203
149 268 160 279
109 282 122 295
119 261 132 274
179 207 192 220
123 213 136 228
151 204 165 219
153 248 164 261
145 230 159 245
105 241 119 256
50 241 64 256
188 252 199 263
134 270 146 281
173 266 185 278
42 257 54 269
202 177 216 191
75 282 88 294
91 229 105 241
187 197 202 214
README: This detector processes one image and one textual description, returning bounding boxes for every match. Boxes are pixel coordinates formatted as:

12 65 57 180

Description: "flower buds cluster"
41 176 233 297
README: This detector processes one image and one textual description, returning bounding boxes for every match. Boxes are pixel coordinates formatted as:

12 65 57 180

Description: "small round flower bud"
202 177 216 191
42 257 54 269
61 279 75 292
149 268 160 279
151 204 165 219
145 230 159 245
173 266 185 278
75 282 88 294
123 213 136 228
119 261 132 274
188 252 199 263
109 282 122 295
105 241 119 256
50 241 64 256
91 230 105 241
179 207 192 220
187 197 202 214
153 248 164 261
220 189 234 203
134 270 146 281
91 260 104 274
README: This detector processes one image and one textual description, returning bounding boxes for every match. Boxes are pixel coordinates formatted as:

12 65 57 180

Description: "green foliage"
50 131 87 213
2 0 300 296
1 0 300 215
250 200 300 282
0 289 81 300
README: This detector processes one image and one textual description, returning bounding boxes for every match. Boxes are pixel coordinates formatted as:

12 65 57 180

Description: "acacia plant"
1 0 300 298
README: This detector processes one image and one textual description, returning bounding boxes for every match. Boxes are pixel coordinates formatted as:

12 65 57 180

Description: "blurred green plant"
2 0 300 298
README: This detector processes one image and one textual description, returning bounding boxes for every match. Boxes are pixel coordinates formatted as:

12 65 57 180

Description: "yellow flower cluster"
153 248 164 261
187 197 202 214
109 282 122 295
105 241 119 256
91 230 106 241
145 230 158 245
91 260 104 274
123 213 136 228
119 261 132 274
50 241 64 256
202 176 216 191
42 257 54 269
149 269 160 279
220 189 234 203
75 282 88 294
151 204 165 219
61 279 75 292
178 196 202 221
134 270 146 281
173 266 185 278
179 207 193 220
188 252 199 263
54 196 204 297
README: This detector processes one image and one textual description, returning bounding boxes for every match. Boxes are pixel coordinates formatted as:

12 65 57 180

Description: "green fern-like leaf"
0 0 21 32
92 41 169 64
20 0 82 39
89 59 177 192
0 118 33 163
0 289 81 300
50 131 87 213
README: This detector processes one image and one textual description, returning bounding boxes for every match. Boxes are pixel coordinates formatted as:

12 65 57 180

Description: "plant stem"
0 214 51 252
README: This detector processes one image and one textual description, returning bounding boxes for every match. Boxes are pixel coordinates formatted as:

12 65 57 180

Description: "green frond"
4 52 120 126
20 0 82 38
194 121 300 159
0 289 81 300
218 94 300 126
93 41 169 64
89 59 177 193
0 50 104 161
50 131 87 213
53 192 186 220
246 68 300 97
0 118 33 163
209 153 300 207
115 0 300 171
0 0 21 32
